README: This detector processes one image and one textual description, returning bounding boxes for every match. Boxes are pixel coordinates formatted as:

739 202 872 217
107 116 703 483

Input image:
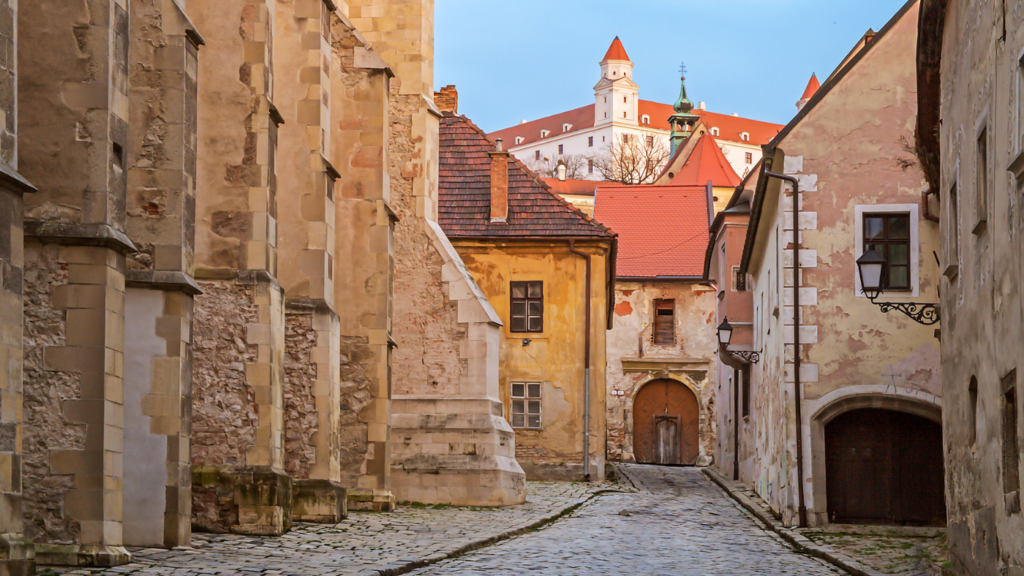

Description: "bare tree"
593 134 671 185
524 153 589 180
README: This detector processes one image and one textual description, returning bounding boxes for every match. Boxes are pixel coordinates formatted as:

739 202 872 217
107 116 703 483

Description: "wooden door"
634 379 699 465
826 408 946 525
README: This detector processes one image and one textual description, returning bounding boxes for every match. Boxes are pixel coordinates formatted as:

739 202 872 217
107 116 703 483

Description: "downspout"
569 239 592 481
733 367 739 481
764 170 807 528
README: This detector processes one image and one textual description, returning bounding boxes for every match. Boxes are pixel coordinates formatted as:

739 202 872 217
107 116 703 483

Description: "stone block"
33 543 130 568
0 533 33 576
292 479 347 522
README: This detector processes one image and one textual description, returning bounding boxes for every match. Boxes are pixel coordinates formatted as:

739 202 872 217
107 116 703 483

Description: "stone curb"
368 487 620 576
701 467 887 576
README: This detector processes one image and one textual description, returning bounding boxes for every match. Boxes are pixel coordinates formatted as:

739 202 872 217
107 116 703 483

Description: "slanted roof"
670 133 742 188
439 113 615 239
603 37 630 61
541 178 599 197
801 74 821 100
593 184 709 278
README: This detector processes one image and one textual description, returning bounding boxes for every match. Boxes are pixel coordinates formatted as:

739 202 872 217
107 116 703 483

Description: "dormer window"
515 136 525 145
710 127 720 136
563 123 572 133
740 132 750 142
540 129 550 138
641 115 650 125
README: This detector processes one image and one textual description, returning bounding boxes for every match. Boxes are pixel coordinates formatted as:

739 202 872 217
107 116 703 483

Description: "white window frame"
641 114 650 125
854 204 920 298
515 136 524 145
511 382 542 429
710 127 719 136
540 129 550 138
740 132 750 142
563 123 572 133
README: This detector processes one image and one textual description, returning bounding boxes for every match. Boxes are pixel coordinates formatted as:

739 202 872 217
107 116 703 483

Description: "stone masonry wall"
283 312 318 480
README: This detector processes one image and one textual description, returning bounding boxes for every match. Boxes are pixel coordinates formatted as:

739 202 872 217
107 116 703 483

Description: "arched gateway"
633 379 699 465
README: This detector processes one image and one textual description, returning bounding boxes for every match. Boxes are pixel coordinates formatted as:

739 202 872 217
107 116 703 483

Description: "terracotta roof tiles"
670 133 742 188
602 37 630 62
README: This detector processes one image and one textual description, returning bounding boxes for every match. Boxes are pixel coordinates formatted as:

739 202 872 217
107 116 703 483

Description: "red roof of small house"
603 37 630 61
541 178 599 197
670 133 742 188
489 103 781 150
593 183 709 278
439 113 615 239
801 74 821 100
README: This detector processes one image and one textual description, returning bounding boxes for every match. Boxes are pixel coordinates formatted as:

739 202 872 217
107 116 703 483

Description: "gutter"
568 239 593 482
764 170 807 528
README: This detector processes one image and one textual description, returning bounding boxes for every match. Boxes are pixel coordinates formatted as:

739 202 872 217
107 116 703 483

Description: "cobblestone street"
44 465 845 576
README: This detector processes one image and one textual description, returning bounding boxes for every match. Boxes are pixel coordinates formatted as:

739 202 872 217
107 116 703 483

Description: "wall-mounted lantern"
856 251 940 325
717 317 760 364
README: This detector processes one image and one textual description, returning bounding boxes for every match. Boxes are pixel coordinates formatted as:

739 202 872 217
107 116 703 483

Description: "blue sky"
435 0 912 133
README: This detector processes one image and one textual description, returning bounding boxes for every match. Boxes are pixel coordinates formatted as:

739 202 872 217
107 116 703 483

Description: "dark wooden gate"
825 408 946 525
634 379 699 465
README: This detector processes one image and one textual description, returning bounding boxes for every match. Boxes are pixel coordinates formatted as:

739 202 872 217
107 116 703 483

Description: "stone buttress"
190 0 291 536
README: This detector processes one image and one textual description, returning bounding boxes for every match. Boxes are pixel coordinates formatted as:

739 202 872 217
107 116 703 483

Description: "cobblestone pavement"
802 528 950 576
407 464 845 576
44 481 603 576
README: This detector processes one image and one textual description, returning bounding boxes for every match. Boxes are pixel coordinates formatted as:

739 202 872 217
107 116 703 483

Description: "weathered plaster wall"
933 0 1024 572
605 281 717 465
455 241 611 481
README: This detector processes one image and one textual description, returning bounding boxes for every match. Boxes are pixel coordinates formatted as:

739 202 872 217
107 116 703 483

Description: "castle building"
489 38 782 182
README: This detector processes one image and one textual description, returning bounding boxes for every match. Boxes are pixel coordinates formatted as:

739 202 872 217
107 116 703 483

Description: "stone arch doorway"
824 408 945 525
633 379 699 465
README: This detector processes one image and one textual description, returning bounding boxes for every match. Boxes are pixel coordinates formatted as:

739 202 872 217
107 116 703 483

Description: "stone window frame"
511 381 542 429
652 299 675 346
854 204 921 298
509 280 543 333
974 114 990 235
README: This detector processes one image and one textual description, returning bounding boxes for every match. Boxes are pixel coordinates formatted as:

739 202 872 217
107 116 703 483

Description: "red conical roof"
801 74 820 101
602 37 630 62
670 133 742 188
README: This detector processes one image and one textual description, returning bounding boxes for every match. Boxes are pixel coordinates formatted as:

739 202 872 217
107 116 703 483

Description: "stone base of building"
292 480 347 522
191 465 293 535
346 489 396 512
519 459 606 482
0 534 34 575
34 543 130 568
390 398 526 507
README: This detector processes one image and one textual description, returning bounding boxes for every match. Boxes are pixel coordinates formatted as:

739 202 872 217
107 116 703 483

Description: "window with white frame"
641 114 650 125
563 123 572 133
511 382 542 429
710 127 719 136
740 132 750 142
731 266 748 291
588 159 594 174
540 129 550 138
854 204 921 297
515 136 524 145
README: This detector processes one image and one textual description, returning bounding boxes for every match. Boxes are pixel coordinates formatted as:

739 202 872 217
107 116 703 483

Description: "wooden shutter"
653 299 675 345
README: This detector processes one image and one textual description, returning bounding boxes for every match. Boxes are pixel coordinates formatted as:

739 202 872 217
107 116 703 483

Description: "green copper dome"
673 76 694 114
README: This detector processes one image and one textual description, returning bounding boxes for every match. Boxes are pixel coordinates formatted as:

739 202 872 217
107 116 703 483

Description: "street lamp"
717 317 759 364
855 250 940 325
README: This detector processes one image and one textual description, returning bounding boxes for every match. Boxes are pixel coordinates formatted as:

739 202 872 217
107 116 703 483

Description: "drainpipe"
764 170 807 528
569 239 592 481
733 367 740 481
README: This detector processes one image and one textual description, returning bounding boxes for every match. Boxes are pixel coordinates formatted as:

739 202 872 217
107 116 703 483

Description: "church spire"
669 74 700 155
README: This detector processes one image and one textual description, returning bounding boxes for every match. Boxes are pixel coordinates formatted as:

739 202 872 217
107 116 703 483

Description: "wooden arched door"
633 379 699 465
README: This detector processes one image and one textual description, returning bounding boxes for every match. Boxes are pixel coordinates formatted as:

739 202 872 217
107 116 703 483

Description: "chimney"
434 85 458 113
489 139 509 223
557 161 566 181
697 102 706 111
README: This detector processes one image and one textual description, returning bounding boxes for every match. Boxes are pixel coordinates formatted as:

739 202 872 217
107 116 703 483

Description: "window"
558 144 563 155
745 362 753 416
949 183 960 277
515 136 524 145
745 152 753 164
604 96 607 103
602 136 606 143
623 112 627 118
623 96 627 103
969 376 979 445
645 135 654 148
711 127 719 136
510 281 543 333
535 150 540 161
511 382 542 429
1003 371 1019 499
540 129 550 138
732 266 748 291
563 123 572 133
588 159 594 174
975 127 988 231
740 132 750 142
863 213 911 290
652 299 674 345
321 0 331 40
621 134 631 144
326 174 335 201
588 136 594 147
641 115 650 125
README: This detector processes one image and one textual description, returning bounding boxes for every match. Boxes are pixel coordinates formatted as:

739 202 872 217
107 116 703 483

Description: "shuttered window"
863 213 911 290
653 299 675 345
741 365 751 418
510 281 543 333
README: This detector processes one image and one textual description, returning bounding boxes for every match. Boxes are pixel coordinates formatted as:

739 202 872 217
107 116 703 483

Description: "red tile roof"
670 133 742 188
439 113 615 239
801 74 821 100
541 178 599 197
489 102 781 150
593 183 709 278
602 37 630 62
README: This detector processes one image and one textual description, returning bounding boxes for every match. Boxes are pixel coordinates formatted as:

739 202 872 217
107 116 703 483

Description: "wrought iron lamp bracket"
727 349 761 364
864 291 940 326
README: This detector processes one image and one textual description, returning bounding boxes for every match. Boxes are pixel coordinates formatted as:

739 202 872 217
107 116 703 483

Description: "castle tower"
669 75 701 155
796 73 821 112
594 37 639 127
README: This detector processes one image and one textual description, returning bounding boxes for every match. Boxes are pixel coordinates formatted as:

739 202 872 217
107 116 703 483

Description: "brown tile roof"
439 113 615 239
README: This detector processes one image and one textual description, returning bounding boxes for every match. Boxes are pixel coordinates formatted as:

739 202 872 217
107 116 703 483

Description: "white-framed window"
854 204 921 297
515 136 524 146
731 266 748 291
540 129 550 138
588 136 594 147
558 144 563 155
563 123 572 133
511 382 542 429
710 127 719 136
740 132 750 142
641 114 650 125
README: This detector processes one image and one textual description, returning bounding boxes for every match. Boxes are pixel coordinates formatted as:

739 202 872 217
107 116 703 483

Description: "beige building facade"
918 0 1024 572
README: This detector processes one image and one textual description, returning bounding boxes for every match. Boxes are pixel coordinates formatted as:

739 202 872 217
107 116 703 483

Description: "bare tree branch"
593 134 670 185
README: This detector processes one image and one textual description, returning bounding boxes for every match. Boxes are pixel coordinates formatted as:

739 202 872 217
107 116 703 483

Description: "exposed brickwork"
433 85 457 114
